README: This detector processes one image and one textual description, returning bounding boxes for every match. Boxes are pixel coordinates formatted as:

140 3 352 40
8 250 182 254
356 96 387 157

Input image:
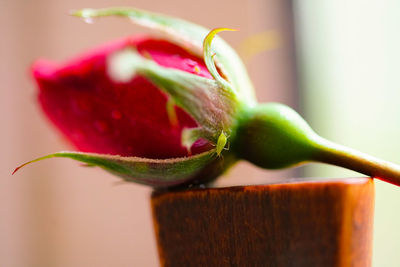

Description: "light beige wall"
295 1 400 266
1 1 297 266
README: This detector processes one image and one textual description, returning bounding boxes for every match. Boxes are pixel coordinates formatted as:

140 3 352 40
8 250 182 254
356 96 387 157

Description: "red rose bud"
14 7 400 188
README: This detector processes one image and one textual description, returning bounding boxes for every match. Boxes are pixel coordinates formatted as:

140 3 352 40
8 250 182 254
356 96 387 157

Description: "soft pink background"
1 0 297 266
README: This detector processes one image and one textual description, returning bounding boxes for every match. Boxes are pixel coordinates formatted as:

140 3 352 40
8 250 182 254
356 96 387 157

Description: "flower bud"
15 7 254 187
14 7 400 188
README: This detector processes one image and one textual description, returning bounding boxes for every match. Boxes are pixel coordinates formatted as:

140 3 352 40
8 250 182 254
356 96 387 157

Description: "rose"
14 7 400 188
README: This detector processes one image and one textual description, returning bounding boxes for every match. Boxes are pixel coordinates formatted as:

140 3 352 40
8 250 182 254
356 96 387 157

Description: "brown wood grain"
151 178 374 267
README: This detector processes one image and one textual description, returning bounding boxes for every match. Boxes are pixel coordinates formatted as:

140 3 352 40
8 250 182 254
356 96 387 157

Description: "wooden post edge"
151 178 374 267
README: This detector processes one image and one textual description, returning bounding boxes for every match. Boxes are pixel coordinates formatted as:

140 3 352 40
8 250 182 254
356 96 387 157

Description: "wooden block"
151 178 374 267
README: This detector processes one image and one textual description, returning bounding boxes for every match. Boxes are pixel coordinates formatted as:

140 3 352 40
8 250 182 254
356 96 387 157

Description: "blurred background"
1 0 399 266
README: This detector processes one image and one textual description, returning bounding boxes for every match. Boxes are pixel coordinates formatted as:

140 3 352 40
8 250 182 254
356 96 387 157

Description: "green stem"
315 137 400 186
235 103 400 187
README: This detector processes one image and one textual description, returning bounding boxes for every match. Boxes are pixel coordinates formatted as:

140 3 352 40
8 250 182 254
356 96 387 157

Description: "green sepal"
203 28 237 90
108 48 237 141
13 150 220 187
71 7 257 106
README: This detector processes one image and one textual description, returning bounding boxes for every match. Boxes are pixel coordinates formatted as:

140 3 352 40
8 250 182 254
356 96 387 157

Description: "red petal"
33 36 212 158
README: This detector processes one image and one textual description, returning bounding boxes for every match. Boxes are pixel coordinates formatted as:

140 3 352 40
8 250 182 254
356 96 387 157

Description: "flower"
15 8 255 187
14 7 400 188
